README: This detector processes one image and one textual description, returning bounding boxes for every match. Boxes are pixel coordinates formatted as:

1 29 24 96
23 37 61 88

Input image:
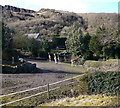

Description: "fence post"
12 57 14 65
47 83 50 99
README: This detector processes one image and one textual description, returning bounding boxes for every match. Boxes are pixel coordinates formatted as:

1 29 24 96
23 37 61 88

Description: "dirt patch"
2 60 83 94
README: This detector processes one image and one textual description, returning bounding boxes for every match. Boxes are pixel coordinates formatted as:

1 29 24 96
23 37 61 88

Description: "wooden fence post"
47 83 50 99
12 57 14 65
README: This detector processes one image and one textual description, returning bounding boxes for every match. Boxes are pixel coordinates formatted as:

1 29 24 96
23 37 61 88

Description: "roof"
23 33 41 39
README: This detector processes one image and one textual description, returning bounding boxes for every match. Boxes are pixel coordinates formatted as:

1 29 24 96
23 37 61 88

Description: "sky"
1 0 119 13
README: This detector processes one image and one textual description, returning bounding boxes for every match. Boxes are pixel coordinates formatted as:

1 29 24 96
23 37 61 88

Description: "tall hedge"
88 71 120 95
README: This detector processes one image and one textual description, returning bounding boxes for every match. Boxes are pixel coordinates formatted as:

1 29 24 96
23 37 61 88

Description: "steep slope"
2 5 86 35
78 13 118 35
1 5 119 42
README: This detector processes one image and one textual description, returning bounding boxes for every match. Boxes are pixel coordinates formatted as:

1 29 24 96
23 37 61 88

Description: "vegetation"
1 6 120 107
88 71 120 95
65 22 84 57
1 21 14 50
43 40 51 53
28 38 41 57
52 37 66 49
65 22 120 60
13 32 28 50
41 95 118 106
1 22 20 63
2 6 120 60
40 71 119 106
89 35 102 56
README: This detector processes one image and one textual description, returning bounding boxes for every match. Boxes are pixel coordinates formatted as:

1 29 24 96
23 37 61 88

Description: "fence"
0 74 83 106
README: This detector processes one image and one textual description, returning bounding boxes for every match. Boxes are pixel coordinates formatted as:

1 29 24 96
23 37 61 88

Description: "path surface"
2 59 83 94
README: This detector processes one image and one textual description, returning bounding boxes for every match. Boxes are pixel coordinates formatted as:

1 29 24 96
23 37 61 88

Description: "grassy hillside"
2 6 86 35
2 5 119 42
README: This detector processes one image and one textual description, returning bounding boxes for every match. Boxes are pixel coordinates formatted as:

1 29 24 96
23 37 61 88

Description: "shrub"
115 55 119 59
88 71 120 95
2 49 19 62
38 50 48 58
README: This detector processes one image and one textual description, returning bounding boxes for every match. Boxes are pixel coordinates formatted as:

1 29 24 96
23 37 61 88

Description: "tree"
52 37 59 48
43 40 51 53
34 26 40 33
1 22 20 62
96 25 119 59
82 33 93 59
28 38 41 57
13 32 28 50
65 22 84 57
60 26 71 37
1 22 14 49
115 42 120 59
89 35 102 56
103 41 120 59
52 37 66 48
82 33 91 53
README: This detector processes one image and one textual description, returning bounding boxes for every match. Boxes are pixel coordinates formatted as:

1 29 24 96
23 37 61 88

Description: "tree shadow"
2 67 83 75
35 68 83 75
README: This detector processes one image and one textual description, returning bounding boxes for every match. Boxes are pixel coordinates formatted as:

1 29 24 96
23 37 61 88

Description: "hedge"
88 71 120 95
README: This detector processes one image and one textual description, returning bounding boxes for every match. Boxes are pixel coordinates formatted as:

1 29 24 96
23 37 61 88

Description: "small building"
23 33 41 40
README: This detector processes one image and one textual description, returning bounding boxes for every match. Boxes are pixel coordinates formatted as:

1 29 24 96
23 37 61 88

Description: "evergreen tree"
89 35 102 56
65 22 84 57
82 33 93 59
1 22 14 49
28 38 41 57
43 40 51 53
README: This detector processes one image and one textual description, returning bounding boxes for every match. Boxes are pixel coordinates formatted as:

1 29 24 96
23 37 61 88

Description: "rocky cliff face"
2 5 35 13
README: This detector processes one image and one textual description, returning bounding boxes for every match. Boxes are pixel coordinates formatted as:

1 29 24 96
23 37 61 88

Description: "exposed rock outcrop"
2 5 35 13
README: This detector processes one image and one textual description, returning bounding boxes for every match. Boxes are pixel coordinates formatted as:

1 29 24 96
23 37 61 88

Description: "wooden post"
12 57 14 65
18 56 19 62
71 88 74 97
54 53 57 64
47 83 50 99
71 60 74 67
48 53 51 62
58 54 60 62
103 47 106 61
64 53 66 62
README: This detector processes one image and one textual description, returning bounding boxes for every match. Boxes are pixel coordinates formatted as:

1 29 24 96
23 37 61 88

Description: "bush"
2 63 37 73
38 50 48 58
115 55 119 59
109 56 115 59
2 66 16 73
2 49 19 62
88 71 120 95
83 51 93 60
16 63 37 73
52 37 66 48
